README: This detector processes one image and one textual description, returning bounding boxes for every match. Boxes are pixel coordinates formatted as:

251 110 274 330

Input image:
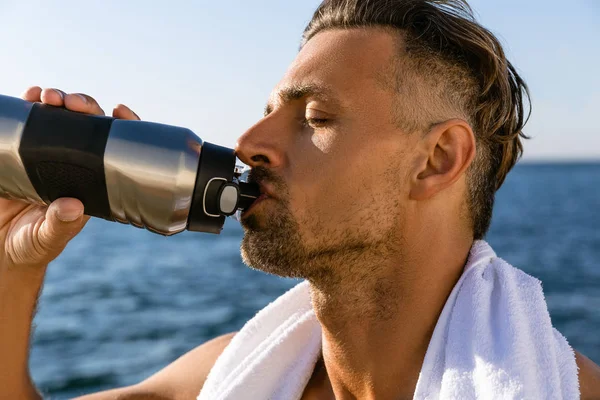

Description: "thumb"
38 198 87 256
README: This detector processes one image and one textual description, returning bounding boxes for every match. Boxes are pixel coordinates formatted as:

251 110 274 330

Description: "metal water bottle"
0 94 260 236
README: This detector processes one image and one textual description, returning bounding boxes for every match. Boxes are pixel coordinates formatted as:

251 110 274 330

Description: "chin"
240 221 311 279
239 200 328 279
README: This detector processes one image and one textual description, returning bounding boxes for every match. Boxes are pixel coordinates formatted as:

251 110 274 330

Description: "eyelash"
302 118 329 129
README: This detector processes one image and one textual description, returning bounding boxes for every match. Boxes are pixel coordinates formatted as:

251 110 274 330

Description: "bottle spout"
237 181 260 210
232 161 260 221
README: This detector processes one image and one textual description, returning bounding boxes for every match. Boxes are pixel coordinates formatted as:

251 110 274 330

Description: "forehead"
272 28 400 103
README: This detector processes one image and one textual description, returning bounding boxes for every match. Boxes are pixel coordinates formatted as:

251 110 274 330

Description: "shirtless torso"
71 332 600 400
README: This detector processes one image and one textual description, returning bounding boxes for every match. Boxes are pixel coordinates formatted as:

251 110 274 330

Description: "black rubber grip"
19 103 113 220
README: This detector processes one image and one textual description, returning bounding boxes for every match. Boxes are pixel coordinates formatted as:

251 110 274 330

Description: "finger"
20 86 42 102
112 104 141 121
63 93 105 116
40 88 66 107
38 198 89 258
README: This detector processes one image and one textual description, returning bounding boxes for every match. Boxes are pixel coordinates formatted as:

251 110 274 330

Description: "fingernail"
54 89 64 100
56 206 83 222
75 94 87 104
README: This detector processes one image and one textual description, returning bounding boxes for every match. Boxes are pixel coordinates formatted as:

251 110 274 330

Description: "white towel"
199 241 580 400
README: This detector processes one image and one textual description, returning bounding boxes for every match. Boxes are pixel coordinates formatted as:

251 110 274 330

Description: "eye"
302 117 329 129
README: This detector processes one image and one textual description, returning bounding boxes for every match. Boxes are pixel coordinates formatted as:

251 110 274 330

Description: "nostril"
251 154 270 164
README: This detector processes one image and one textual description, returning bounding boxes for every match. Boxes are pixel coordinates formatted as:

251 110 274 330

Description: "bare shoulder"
575 350 600 400
75 332 236 400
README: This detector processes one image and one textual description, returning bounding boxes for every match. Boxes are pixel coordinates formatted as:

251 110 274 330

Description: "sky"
0 0 598 161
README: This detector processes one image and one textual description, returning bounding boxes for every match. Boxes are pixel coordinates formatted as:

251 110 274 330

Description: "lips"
240 194 269 218
241 183 276 217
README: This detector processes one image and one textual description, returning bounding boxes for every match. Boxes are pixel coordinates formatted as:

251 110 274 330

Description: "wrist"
0 261 47 296
0 261 46 400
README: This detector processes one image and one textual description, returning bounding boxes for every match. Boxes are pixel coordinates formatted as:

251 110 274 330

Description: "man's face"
237 28 418 279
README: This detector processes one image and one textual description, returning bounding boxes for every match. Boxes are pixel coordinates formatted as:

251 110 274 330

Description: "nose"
235 115 286 169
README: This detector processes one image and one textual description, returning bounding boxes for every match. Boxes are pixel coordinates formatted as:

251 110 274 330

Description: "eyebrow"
264 83 338 116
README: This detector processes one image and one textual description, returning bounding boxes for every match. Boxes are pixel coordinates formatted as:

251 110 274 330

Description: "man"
1 0 599 398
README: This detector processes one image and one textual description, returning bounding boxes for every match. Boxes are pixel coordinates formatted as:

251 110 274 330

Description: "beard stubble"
240 167 400 286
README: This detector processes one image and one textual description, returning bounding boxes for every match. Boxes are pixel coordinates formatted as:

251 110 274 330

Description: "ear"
410 119 476 201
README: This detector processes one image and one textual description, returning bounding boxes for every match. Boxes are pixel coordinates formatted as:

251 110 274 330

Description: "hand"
0 86 140 272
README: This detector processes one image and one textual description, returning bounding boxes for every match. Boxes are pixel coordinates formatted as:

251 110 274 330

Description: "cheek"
285 126 411 239
324 170 393 220
310 132 336 154
295 146 403 234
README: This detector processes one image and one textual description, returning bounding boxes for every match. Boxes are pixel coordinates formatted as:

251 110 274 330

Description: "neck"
308 231 473 400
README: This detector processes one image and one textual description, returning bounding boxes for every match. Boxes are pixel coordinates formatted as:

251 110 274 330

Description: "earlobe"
409 119 476 201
